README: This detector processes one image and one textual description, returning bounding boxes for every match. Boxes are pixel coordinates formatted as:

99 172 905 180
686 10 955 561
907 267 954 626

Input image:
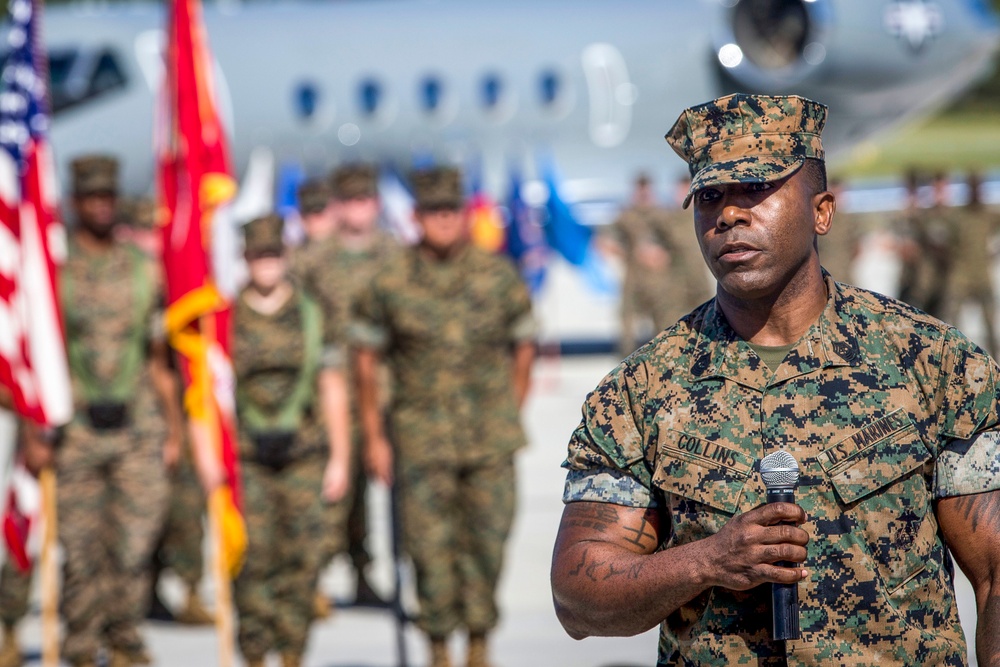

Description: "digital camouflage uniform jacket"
232 285 344 461
564 275 1000 667
353 244 537 467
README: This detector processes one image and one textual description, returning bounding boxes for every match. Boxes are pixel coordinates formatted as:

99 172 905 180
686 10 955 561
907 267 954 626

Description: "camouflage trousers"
152 455 205 588
398 454 516 637
56 420 168 665
0 560 31 627
234 455 349 660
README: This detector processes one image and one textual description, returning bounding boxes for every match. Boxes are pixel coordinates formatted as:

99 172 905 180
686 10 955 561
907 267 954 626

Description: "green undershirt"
747 342 797 373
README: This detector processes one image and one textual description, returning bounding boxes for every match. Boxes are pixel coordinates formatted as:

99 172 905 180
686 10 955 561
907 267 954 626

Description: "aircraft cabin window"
359 78 382 116
420 76 443 114
481 73 503 111
294 81 320 121
539 70 561 107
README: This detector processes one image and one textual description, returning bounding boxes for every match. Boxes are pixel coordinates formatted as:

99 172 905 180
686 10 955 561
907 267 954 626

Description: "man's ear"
813 190 836 237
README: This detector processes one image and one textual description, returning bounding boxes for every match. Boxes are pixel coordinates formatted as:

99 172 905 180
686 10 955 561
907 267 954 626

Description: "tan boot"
246 661 265 667
0 624 21 667
175 589 215 626
466 632 492 667
312 591 331 619
429 636 452 667
280 653 302 667
109 647 153 667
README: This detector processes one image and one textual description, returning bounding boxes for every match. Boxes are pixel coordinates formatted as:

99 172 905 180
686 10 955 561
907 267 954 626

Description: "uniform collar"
690 274 862 390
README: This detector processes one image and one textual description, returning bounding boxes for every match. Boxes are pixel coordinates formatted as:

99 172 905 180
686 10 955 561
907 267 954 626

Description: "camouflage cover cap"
665 93 827 208
243 213 285 256
331 163 378 200
297 178 333 215
411 166 463 210
71 154 119 196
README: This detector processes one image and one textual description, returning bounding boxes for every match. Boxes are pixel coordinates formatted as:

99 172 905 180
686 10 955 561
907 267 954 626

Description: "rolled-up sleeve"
350 281 389 351
562 366 655 508
933 330 1000 498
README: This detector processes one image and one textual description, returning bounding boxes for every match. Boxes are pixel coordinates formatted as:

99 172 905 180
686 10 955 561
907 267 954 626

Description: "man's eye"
748 182 772 193
697 189 721 203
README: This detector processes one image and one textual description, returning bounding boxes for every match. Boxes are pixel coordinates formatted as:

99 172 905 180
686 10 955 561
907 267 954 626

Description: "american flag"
0 0 72 571
0 0 71 427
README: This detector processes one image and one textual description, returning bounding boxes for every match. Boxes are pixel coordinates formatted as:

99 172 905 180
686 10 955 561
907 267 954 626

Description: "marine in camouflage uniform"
941 171 1000 356
288 177 336 268
353 167 537 667
291 164 398 606
0 558 29 667
650 181 714 323
910 172 960 319
0 417 54 667
232 214 351 667
113 197 213 626
551 94 1000 667
605 175 676 354
58 156 183 667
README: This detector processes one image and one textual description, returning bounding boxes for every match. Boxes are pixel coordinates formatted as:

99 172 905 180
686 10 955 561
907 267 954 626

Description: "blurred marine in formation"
353 167 537 667
113 197 213 627
0 420 56 667
232 214 351 667
942 171 1000 356
58 155 184 667
292 164 398 609
603 174 711 354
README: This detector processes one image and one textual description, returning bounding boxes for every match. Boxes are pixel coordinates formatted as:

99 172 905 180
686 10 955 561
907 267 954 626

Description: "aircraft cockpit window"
47 47 127 116
420 76 447 115
359 79 382 116
90 51 126 98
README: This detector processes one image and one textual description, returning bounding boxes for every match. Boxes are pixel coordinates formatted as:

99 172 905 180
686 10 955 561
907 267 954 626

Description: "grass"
831 112 1000 181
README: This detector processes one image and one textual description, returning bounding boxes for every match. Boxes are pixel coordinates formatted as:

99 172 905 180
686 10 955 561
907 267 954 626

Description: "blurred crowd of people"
605 167 1000 358
0 157 537 667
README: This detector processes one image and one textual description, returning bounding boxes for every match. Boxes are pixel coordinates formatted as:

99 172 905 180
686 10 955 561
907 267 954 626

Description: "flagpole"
202 311 235 667
39 466 59 667
209 492 235 667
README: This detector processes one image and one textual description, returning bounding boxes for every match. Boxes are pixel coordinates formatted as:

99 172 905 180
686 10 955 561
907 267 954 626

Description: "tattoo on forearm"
564 503 621 534
622 513 657 549
585 557 608 582
569 549 588 577
602 562 645 581
953 492 1000 534
567 548 646 582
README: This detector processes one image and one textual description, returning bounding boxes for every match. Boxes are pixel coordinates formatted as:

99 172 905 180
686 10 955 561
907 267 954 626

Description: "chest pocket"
820 416 931 505
820 416 939 598
653 429 756 544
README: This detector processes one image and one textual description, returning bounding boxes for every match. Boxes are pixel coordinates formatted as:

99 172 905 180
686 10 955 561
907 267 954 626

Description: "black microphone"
759 450 801 641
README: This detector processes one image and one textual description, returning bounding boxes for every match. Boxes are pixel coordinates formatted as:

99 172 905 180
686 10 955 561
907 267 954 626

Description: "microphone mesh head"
760 450 800 490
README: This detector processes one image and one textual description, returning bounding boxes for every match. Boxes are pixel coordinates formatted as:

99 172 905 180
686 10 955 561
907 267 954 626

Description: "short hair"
799 158 827 196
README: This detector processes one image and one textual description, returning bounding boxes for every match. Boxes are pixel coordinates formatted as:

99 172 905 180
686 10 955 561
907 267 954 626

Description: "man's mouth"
717 242 761 261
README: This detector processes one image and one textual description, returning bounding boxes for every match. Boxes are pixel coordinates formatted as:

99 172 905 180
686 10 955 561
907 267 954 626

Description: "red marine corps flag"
158 0 246 628
0 0 73 572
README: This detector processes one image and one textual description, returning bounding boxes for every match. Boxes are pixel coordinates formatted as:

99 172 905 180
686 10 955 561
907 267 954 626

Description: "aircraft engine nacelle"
711 0 833 92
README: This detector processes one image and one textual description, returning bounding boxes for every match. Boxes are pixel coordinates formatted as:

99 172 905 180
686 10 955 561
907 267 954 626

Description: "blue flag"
505 169 548 293
539 160 617 294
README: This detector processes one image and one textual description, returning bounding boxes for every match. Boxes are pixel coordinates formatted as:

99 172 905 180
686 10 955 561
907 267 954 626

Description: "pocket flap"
653 429 755 514
820 414 931 505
